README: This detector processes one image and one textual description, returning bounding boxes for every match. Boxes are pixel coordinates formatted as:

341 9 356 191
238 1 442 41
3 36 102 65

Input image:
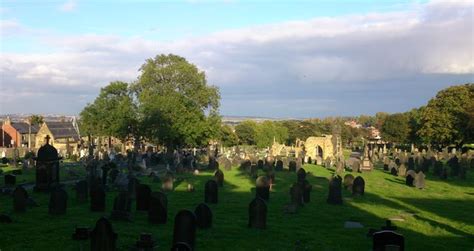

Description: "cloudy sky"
1 0 473 118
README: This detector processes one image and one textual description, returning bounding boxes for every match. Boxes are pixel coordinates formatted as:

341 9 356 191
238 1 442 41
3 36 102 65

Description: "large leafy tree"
381 113 410 143
254 121 288 148
132 54 220 149
80 81 137 142
235 120 257 145
219 124 239 147
418 84 474 145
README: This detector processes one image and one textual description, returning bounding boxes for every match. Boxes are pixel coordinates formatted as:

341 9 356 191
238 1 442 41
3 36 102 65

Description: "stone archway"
315 145 323 158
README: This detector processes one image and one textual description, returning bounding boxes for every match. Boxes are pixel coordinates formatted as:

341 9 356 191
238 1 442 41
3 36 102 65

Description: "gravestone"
352 176 365 196
214 169 224 187
4 174 16 187
296 168 306 183
390 167 398 176
275 160 284 171
336 161 344 174
194 203 212 229
352 160 360 172
90 217 117 251
398 164 407 177
148 192 168 224
136 184 152 211
372 230 404 251
405 175 414 187
406 170 416 178
290 183 304 207
415 171 425 189
257 159 264 169
110 191 132 221
408 157 415 170
34 135 62 192
289 160 297 172
172 210 197 250
90 185 106 212
343 174 355 190
295 157 302 171
204 180 218 204
222 158 232 171
13 186 28 212
327 175 342 205
49 187 68 215
76 180 88 203
256 176 270 201
248 198 267 229
250 165 258 179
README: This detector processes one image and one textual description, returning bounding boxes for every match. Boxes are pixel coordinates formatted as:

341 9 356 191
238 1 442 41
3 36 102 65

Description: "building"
36 121 81 156
1 117 40 148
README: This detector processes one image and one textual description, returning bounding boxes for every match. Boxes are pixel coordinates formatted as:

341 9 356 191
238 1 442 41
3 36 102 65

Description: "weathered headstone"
390 167 398 176
49 187 68 215
136 184 152 211
90 217 117 251
13 186 28 212
256 176 270 201
352 176 365 196
248 198 267 229
275 160 283 171
289 160 297 172
148 192 168 224
343 174 355 190
257 159 264 169
34 135 62 192
398 164 407 177
327 175 342 205
415 171 425 189
172 210 197 250
214 169 224 187
204 180 218 204
194 203 212 229
352 160 360 172
110 191 132 221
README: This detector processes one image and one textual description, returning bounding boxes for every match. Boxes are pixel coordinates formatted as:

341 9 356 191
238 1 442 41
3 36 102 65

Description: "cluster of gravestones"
327 174 366 205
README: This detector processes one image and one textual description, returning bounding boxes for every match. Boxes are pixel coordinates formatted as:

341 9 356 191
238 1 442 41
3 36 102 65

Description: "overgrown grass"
0 163 473 250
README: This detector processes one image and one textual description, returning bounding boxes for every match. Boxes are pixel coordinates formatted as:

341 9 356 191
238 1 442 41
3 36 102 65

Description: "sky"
0 0 473 118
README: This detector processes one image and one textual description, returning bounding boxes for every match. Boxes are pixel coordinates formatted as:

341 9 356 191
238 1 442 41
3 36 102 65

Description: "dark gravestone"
406 175 414 187
76 180 88 203
214 169 224 187
390 167 398 176
90 186 106 212
34 136 62 192
383 164 389 171
343 174 355 190
49 187 68 215
257 159 264 169
250 165 258 178
248 198 267 229
372 230 405 251
4 174 16 187
395 158 401 166
447 156 460 177
352 176 365 196
136 184 152 211
90 217 117 251
289 160 297 172
204 180 218 204
275 160 283 171
408 157 415 170
302 180 312 203
13 186 28 212
1 157 8 164
307 156 312 164
296 168 306 183
290 183 304 207
194 203 212 229
172 210 197 250
111 191 132 221
327 175 343 205
208 157 218 170
256 176 270 201
148 192 168 224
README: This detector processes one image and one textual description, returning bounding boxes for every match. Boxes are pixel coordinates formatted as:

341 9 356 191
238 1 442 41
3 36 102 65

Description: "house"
1 117 40 148
36 121 81 156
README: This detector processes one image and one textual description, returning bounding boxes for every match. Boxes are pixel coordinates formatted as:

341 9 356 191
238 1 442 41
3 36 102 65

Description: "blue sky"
0 0 472 117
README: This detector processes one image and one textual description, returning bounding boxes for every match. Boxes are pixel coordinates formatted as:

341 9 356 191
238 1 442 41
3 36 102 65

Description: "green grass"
0 163 86 186
0 164 473 250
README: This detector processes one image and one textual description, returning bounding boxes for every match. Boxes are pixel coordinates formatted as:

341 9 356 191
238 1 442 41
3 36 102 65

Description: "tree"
219 124 239 147
254 121 288 148
418 84 474 145
406 108 423 145
374 112 389 129
281 120 320 145
381 113 410 143
132 54 220 149
80 81 137 143
235 120 257 145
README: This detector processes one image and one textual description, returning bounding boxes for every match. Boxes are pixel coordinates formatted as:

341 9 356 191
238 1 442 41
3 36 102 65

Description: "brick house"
1 117 40 148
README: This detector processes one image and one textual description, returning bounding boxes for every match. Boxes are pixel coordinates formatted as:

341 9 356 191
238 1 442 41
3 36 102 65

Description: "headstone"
289 160 297 172
194 203 212 229
13 186 28 212
398 164 407 177
327 175 342 205
405 175 414 187
295 157 302 171
4 174 16 187
136 184 152 211
204 180 218 204
296 168 306 183
390 167 398 176
172 210 197 250
343 174 354 190
90 185 106 212
352 176 365 196
110 191 132 221
76 180 88 203
275 160 284 171
90 217 117 251
372 230 404 251
257 159 264 169
148 192 167 224
248 198 267 229
214 169 224 187
34 135 62 192
415 171 425 189
49 187 68 215
352 160 360 172
256 176 270 201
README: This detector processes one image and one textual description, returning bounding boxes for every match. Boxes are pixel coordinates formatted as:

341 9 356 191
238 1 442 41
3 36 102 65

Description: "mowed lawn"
0 163 473 250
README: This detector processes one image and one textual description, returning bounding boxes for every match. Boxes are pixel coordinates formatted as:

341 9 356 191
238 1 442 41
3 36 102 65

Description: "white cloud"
59 0 77 12
1 0 473 116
